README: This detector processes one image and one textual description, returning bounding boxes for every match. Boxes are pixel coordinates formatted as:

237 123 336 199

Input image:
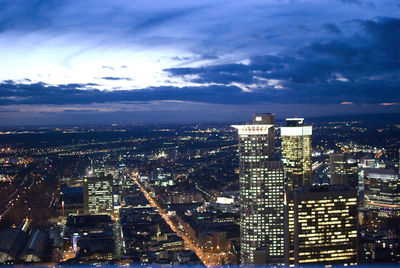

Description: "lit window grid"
281 135 312 190
364 174 400 215
87 180 113 214
238 133 285 264
287 194 358 265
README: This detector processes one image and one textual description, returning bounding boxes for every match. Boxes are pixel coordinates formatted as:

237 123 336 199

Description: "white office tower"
232 114 285 265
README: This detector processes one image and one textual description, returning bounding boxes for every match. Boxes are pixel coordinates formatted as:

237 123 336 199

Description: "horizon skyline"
1 110 400 127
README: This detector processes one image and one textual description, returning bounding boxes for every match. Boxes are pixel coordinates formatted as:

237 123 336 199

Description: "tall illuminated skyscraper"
281 118 312 191
232 114 285 265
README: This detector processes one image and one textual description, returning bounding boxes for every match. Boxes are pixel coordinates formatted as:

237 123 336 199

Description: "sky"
0 0 399 125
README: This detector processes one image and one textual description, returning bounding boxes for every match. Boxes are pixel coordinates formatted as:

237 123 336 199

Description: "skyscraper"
232 114 285 264
363 168 400 216
398 149 400 175
330 153 358 188
285 186 358 265
83 175 113 215
281 118 312 191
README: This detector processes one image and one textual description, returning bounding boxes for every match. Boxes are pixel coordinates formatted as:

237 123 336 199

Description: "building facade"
285 186 358 265
83 175 113 215
281 118 312 191
330 153 358 188
232 114 285 264
363 168 400 216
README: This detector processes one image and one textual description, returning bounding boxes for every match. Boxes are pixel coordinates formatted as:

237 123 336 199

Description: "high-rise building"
398 149 400 175
330 153 358 188
363 168 400 217
232 114 285 265
281 118 312 191
83 175 113 215
285 186 358 266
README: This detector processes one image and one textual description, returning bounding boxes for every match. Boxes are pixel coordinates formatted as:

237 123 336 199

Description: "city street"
130 171 231 266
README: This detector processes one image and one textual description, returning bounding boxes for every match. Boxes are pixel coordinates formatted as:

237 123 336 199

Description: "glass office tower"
363 168 400 216
281 118 312 191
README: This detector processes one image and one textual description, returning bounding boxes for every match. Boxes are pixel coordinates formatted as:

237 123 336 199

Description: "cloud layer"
0 0 399 124
1 17 398 106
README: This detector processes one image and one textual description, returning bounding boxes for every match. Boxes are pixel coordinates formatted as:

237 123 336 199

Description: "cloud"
0 78 398 108
361 17 400 62
333 0 375 8
335 0 364 4
102 66 115 70
163 17 400 104
323 23 342 35
0 81 250 105
379 102 399 106
0 1 399 124
100 77 133 81
1 17 398 108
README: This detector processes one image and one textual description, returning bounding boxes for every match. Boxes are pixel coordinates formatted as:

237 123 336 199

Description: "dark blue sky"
0 0 399 125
